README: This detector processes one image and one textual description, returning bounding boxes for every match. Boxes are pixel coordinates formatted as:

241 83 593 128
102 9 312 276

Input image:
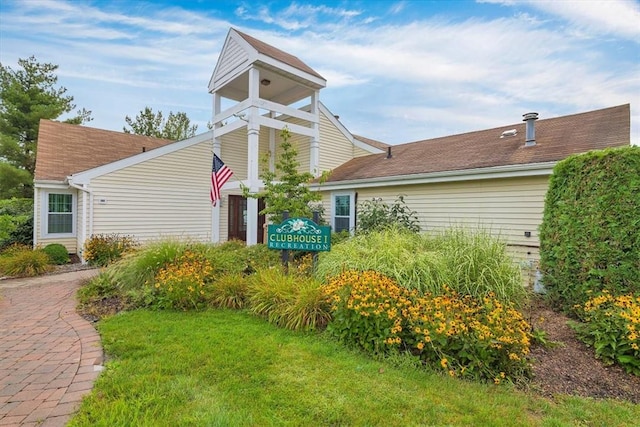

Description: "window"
44 192 75 235
332 192 355 233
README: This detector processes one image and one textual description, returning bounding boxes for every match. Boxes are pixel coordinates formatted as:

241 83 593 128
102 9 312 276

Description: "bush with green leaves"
0 246 51 277
315 226 524 305
572 291 640 376
357 195 420 234
540 146 640 313
0 198 33 249
43 243 69 265
323 270 532 383
84 233 138 266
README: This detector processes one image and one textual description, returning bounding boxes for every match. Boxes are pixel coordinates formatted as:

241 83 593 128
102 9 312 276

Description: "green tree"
0 56 92 198
123 106 197 140
243 128 321 224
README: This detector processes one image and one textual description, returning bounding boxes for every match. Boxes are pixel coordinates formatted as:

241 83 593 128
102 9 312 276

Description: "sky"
1 0 639 145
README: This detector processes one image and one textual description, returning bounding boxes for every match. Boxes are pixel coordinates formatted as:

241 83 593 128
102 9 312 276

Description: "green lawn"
69 310 639 426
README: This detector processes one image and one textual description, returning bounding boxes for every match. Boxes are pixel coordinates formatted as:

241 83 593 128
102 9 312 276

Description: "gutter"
310 161 557 191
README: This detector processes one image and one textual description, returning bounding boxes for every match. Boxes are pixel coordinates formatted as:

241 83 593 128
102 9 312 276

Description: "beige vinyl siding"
318 110 357 171
322 175 549 262
353 145 375 157
34 186 79 253
89 140 213 244
213 37 248 88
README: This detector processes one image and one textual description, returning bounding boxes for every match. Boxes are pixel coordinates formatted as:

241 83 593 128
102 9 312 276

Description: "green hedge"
0 198 33 249
539 146 640 313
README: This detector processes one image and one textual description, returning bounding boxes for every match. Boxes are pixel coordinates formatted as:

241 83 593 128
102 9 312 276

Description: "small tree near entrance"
243 127 322 224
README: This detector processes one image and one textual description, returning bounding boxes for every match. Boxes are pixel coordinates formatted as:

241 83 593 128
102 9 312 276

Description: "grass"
69 310 639 427
316 227 525 305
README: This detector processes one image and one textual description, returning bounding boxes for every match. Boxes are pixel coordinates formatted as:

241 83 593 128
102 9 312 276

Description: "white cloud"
2 0 638 145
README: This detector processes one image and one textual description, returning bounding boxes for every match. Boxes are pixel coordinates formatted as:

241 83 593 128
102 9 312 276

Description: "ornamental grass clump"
208 273 249 309
573 291 640 376
0 245 51 277
152 250 213 310
323 270 532 383
248 267 330 331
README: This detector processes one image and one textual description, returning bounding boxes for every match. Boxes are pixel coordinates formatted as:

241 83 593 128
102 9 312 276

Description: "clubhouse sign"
267 217 331 252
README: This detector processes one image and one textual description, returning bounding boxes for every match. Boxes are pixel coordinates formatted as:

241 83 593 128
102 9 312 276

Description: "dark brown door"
228 196 265 244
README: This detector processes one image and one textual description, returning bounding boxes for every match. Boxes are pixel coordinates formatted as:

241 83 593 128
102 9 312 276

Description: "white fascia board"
256 56 326 89
318 102 384 155
310 161 556 191
68 131 214 185
33 180 69 189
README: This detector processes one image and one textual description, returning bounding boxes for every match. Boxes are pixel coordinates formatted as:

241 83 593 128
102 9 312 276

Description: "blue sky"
1 0 639 144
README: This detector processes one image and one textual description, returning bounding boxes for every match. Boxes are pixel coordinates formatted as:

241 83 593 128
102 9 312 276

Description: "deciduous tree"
123 106 197 140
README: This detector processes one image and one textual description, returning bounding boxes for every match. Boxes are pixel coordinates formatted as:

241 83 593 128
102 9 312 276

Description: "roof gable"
34 120 175 181
208 28 326 97
325 104 631 183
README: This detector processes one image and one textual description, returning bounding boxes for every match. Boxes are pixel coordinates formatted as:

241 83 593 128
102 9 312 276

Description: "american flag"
210 153 233 206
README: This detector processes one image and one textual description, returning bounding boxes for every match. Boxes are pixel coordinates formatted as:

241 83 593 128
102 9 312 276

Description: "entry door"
228 195 265 243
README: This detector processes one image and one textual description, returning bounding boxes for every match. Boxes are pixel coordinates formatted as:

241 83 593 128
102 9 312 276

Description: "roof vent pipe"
522 112 538 147
386 146 392 159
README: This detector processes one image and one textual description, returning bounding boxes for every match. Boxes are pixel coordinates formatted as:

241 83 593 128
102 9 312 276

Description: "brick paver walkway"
0 269 101 426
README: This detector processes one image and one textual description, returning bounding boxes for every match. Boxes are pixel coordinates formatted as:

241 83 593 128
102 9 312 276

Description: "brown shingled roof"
235 29 325 80
353 134 390 151
35 120 175 181
325 104 630 183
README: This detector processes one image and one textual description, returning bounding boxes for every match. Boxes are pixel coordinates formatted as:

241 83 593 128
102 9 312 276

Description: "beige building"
33 28 630 263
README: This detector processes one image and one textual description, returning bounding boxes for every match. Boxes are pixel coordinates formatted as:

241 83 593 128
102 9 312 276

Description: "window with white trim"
332 192 355 233
44 192 75 235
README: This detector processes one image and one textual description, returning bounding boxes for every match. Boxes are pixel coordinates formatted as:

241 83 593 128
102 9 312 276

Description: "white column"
246 68 260 245
269 111 276 173
310 90 320 177
211 92 222 243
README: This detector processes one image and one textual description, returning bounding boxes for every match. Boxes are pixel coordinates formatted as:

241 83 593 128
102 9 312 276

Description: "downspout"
68 181 91 264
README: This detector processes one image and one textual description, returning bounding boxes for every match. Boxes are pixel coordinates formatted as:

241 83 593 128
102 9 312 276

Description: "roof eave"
311 161 557 191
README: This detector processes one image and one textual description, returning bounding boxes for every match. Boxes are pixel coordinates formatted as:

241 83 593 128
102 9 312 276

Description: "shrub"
540 146 640 313
248 268 330 331
572 291 640 375
43 243 69 265
406 287 531 383
324 270 415 354
0 198 33 249
357 196 420 234
0 247 51 277
84 233 138 266
151 250 214 310
323 270 532 383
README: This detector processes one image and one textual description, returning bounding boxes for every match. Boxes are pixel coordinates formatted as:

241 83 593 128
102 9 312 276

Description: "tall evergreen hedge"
539 146 640 314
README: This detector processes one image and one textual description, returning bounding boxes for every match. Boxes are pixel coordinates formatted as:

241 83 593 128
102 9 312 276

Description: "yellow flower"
416 342 424 350
440 358 448 368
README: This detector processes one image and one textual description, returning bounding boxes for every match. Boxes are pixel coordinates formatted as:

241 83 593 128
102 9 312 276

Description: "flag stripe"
210 154 233 206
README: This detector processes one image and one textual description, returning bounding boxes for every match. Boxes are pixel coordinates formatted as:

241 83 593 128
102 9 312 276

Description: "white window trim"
41 190 76 238
331 191 356 234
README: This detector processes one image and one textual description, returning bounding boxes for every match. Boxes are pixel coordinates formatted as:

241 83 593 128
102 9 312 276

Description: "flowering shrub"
323 270 532 382
406 288 531 383
573 291 640 376
324 270 416 353
84 234 138 266
152 250 213 310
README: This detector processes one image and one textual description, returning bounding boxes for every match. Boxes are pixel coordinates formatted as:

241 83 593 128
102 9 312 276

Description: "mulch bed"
525 297 640 403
